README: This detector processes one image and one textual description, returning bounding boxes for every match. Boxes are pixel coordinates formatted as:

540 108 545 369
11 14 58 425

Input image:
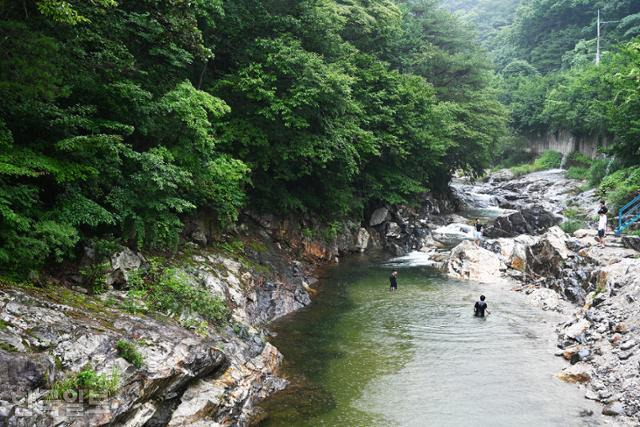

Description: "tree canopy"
0 0 506 274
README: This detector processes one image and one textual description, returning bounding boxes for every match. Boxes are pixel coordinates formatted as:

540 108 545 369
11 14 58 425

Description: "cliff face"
0 253 298 426
0 214 337 426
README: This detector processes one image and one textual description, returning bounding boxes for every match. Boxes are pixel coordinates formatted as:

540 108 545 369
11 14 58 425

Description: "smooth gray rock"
618 350 634 360
386 222 402 239
621 340 637 351
622 235 640 252
369 207 389 227
106 248 146 288
354 228 370 252
602 402 625 416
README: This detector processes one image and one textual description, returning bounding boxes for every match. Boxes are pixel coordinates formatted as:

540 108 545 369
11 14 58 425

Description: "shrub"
48 366 120 401
132 268 229 324
116 339 144 368
534 150 563 169
79 261 110 294
588 158 610 187
566 166 588 180
510 163 534 177
566 152 591 168
560 220 584 234
322 221 341 243
563 207 585 220
509 150 563 177
599 167 640 210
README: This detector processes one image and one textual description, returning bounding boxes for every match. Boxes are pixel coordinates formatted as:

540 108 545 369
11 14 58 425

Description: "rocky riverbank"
3 166 637 426
431 168 640 425
0 190 459 427
1 219 319 426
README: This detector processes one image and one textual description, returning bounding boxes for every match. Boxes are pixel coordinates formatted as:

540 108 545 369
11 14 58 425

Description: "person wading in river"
596 200 608 248
474 295 490 317
389 271 398 292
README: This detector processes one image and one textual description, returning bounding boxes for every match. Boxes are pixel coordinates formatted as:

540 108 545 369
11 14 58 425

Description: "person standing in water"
474 218 483 245
597 200 608 248
389 271 398 292
474 295 490 317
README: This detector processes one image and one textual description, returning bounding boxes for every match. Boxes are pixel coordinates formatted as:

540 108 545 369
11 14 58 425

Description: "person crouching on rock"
597 200 608 248
389 271 398 292
474 295 490 317
474 218 483 245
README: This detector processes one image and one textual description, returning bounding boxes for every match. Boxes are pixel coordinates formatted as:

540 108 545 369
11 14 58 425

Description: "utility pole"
596 10 621 65
596 9 601 64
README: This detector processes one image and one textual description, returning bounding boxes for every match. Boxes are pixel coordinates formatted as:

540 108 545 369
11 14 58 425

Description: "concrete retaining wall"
524 130 611 158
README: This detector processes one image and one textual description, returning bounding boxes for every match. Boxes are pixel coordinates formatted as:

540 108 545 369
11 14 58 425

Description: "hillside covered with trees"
3 0 640 277
0 0 507 275
445 0 640 210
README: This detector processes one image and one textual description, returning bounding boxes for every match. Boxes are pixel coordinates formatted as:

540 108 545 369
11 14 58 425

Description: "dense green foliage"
0 0 505 275
599 168 640 211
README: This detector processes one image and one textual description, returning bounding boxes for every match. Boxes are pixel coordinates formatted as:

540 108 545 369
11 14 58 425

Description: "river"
255 251 605 427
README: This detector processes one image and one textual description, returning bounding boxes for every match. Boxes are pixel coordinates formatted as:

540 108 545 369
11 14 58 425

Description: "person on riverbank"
597 200 608 248
474 295 490 317
389 271 398 292
473 218 483 245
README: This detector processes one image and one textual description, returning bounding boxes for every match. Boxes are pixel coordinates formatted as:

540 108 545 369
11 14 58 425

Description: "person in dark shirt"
389 271 398 292
474 295 490 317
474 218 483 245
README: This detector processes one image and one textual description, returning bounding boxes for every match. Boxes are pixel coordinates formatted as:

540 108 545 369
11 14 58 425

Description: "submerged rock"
556 362 592 383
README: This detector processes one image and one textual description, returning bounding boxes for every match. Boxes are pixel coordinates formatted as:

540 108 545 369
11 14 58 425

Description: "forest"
0 0 506 275
1 0 640 276
447 0 640 209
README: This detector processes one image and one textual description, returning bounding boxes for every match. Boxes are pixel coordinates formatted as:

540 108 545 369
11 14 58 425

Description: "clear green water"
256 253 603 427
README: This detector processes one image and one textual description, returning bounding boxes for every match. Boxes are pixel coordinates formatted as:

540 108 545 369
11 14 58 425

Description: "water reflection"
256 255 603 427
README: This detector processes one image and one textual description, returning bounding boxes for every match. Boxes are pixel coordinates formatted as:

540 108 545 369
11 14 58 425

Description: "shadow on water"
255 252 605 427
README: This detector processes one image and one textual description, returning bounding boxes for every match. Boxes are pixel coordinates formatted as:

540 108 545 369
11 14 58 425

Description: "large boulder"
481 235 538 272
353 227 370 253
0 286 228 427
622 235 640 252
369 207 389 227
446 240 504 283
0 351 55 401
488 169 515 183
106 248 146 288
592 258 640 294
484 205 561 238
385 222 402 239
525 226 569 277
432 223 475 246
